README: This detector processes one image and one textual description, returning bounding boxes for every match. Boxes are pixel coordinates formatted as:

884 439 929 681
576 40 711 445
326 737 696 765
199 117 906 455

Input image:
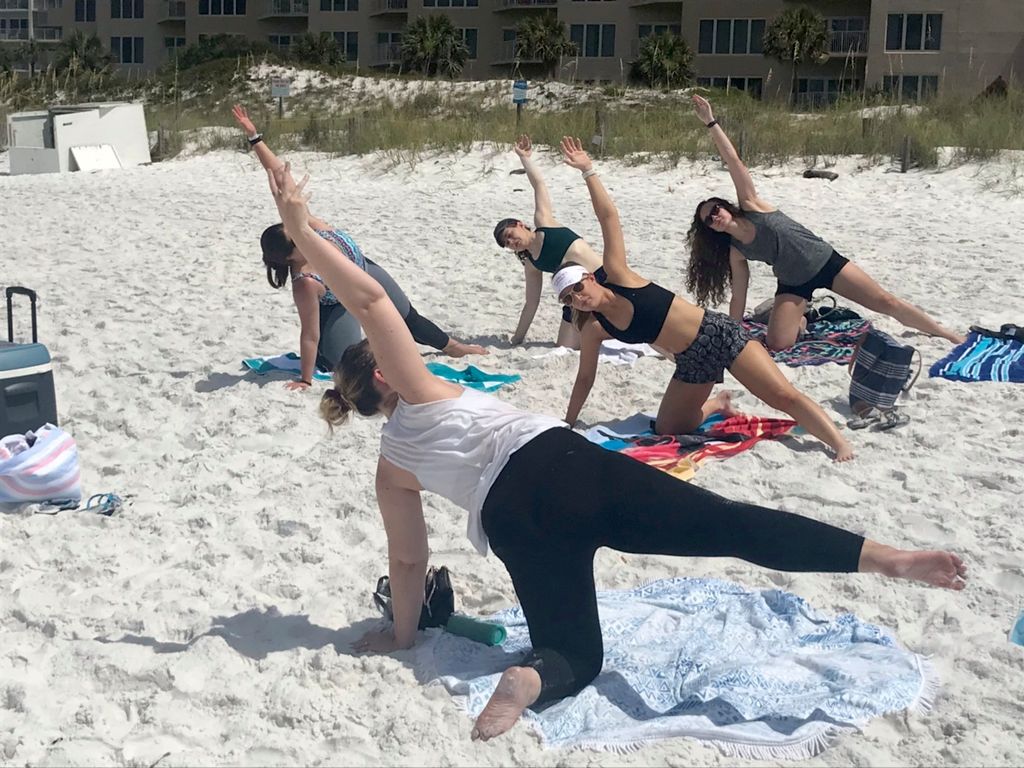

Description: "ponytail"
319 339 382 432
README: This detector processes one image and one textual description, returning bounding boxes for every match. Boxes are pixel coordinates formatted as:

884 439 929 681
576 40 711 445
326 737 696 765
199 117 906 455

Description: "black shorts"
775 251 849 302
672 310 752 385
560 266 607 323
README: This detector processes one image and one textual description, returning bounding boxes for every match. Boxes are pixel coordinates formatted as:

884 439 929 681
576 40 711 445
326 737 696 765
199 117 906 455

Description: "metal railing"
164 0 185 19
371 0 407 13
265 0 309 15
829 30 867 54
499 0 556 8
0 28 28 39
34 25 60 40
0 0 29 10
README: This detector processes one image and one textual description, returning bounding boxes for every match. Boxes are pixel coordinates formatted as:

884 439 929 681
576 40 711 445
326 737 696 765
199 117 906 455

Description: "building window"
569 23 615 58
75 0 96 21
111 35 143 63
882 74 939 101
164 36 186 49
199 0 247 14
886 13 941 51
110 0 143 19
797 77 861 106
268 34 291 50
638 23 680 39
460 27 477 59
697 76 763 99
698 18 765 55
321 0 357 10
0 19 27 40
426 0 479 6
332 31 358 61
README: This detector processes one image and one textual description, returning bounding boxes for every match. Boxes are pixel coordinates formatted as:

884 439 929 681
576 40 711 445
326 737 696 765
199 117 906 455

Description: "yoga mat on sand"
426 577 937 757
241 353 333 381
426 363 521 392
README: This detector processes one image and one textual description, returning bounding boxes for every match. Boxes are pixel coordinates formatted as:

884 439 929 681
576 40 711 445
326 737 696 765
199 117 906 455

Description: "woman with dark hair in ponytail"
233 105 486 392
686 95 964 350
265 160 965 743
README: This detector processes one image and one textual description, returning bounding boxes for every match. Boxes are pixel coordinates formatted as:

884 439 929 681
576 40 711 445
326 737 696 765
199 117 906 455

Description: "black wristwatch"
248 133 263 146
705 120 719 129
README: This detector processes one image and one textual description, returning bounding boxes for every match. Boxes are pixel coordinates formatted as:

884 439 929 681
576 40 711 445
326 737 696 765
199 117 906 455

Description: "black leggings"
404 305 450 351
481 428 865 708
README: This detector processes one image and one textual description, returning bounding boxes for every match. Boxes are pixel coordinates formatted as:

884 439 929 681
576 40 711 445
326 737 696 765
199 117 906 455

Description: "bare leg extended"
831 262 966 344
765 293 809 351
654 378 736 435
729 341 854 461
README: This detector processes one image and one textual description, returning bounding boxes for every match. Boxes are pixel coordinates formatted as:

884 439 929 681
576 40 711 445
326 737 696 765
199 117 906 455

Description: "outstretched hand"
266 163 311 234
513 134 532 159
559 136 592 172
231 104 257 135
692 94 714 124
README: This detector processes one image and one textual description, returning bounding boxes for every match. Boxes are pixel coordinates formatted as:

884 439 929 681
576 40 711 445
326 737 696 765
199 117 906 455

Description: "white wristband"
581 168 598 180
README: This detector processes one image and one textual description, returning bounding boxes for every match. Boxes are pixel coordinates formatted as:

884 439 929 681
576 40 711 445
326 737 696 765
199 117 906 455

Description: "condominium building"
1 1 1021 102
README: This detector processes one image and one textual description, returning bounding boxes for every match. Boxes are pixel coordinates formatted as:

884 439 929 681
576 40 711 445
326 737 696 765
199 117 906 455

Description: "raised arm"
559 136 631 283
232 104 285 173
727 248 750 321
514 135 556 227
692 96 769 210
268 164 452 404
511 261 543 345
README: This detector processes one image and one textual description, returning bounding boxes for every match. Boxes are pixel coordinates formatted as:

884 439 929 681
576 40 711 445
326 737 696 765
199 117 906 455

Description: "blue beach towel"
427 577 936 758
241 353 333 382
426 362 521 392
929 332 1024 383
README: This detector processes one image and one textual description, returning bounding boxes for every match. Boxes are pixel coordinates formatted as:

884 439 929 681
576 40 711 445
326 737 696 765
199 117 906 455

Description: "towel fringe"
910 655 941 715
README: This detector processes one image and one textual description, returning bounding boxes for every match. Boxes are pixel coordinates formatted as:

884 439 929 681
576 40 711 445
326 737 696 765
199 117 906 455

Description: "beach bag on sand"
373 565 455 629
0 424 82 505
848 329 921 429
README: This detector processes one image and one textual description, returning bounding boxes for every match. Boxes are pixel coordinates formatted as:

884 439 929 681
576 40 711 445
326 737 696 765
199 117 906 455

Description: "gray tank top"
731 210 833 285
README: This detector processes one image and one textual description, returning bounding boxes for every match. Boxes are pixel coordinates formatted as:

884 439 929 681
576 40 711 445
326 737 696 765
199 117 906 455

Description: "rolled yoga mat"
445 614 507 646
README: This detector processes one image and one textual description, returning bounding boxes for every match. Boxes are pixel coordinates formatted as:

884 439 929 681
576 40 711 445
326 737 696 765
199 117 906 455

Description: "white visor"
551 265 588 299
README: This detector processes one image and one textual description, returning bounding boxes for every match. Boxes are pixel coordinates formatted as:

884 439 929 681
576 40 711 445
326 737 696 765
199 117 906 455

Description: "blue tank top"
594 281 675 344
530 226 581 273
294 272 339 306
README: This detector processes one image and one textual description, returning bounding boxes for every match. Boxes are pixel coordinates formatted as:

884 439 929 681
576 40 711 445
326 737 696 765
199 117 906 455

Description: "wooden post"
592 106 606 157
347 116 356 149
900 134 911 173
278 96 284 119
861 117 874 138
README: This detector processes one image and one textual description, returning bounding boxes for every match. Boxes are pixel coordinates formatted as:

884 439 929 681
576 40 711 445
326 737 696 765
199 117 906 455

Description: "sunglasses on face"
703 203 723 227
560 282 584 305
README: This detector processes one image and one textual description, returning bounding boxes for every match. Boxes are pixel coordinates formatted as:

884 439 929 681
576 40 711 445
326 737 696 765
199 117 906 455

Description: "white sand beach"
1 142 1022 766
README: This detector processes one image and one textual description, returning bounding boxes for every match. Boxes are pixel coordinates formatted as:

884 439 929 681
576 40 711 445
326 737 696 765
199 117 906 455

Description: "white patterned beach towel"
426 577 937 758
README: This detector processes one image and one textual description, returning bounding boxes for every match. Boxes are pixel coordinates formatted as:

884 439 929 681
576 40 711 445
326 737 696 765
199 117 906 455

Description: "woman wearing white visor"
552 137 854 462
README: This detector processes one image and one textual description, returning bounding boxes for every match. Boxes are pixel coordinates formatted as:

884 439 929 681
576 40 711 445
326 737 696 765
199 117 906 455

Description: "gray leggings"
316 260 450 370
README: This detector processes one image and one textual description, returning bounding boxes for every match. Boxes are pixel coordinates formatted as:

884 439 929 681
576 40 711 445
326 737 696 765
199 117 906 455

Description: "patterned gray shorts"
672 310 753 385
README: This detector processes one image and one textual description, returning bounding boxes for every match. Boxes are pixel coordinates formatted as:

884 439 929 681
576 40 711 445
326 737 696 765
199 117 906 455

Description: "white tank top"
379 388 565 555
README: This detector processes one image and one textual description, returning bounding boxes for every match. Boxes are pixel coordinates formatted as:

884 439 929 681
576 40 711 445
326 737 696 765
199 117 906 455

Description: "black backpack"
372 565 455 629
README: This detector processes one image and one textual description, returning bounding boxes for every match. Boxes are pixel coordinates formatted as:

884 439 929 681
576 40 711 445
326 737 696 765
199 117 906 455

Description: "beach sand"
1 144 1022 766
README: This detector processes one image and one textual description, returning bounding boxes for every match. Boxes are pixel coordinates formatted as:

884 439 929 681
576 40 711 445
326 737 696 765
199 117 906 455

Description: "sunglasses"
559 282 585 305
703 203 723 227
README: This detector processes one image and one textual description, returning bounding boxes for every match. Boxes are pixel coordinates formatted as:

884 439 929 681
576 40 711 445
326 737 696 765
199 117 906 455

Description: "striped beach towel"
0 425 82 504
929 332 1024 383
744 317 872 367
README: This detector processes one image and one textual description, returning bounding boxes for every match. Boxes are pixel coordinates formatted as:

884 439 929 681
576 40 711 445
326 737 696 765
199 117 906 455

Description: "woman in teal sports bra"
492 135 606 349
554 137 854 462
686 95 964 349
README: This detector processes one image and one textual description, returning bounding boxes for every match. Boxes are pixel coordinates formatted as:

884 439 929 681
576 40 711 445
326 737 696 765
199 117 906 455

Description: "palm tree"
53 30 113 74
762 5 830 105
514 14 576 79
291 32 345 68
630 32 694 90
17 38 42 77
400 14 468 78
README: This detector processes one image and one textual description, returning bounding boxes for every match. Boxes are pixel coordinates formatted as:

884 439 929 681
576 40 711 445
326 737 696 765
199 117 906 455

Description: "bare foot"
710 390 740 418
444 340 489 357
861 542 968 590
833 439 855 462
470 666 541 742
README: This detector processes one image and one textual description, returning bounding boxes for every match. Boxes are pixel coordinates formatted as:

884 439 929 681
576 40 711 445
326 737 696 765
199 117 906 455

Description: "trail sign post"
271 78 291 119
512 79 528 128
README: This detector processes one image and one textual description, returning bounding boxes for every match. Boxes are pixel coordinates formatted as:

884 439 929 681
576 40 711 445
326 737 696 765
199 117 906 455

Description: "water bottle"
1011 610 1024 646
445 614 507 646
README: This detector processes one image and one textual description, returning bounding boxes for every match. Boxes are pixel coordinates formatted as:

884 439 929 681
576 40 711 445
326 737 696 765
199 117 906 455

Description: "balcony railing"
262 0 308 17
493 40 542 63
160 0 186 21
369 0 407 14
35 25 60 40
829 29 867 54
497 0 556 8
0 29 27 40
372 41 402 66
0 0 29 10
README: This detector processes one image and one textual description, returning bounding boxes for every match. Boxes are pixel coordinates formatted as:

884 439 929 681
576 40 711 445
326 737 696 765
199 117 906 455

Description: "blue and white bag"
848 329 921 415
0 424 82 505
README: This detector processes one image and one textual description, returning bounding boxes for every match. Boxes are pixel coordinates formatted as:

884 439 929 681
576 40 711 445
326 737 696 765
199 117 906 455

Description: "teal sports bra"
529 226 581 273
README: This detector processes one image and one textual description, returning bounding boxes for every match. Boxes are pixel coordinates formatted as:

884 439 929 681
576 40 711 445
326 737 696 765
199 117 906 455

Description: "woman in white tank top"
264 162 967 744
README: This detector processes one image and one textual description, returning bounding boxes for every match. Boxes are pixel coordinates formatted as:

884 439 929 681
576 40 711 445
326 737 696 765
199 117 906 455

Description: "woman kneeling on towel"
687 95 965 349
264 161 966 742
232 105 485 392
552 138 855 462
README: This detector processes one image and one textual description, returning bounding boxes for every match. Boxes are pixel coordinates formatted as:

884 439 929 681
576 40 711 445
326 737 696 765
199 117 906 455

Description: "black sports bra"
593 281 675 344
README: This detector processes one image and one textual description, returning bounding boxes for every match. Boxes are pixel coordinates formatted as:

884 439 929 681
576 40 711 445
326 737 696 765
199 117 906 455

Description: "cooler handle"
5 286 38 344
3 381 38 397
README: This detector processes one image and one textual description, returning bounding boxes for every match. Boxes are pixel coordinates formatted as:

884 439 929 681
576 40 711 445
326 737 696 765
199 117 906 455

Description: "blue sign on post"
512 79 528 104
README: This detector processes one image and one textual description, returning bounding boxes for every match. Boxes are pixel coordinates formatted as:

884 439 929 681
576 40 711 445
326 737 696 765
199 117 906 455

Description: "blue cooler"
1 287 59 437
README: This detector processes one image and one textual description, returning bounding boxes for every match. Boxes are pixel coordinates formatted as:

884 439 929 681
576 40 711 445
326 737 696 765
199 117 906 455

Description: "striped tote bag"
0 424 82 505
848 329 922 414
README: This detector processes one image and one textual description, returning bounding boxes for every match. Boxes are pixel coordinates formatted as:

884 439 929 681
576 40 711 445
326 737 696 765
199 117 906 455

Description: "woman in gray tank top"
685 96 965 349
